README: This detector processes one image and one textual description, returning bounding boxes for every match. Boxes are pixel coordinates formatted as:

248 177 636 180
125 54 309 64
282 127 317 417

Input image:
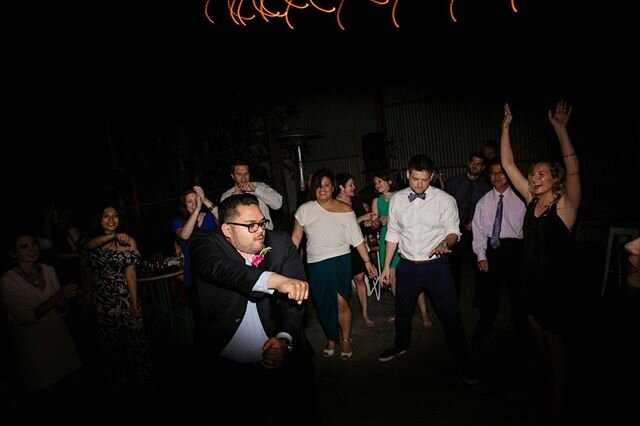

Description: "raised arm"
500 103 531 202
193 185 219 220
176 195 203 241
548 100 581 210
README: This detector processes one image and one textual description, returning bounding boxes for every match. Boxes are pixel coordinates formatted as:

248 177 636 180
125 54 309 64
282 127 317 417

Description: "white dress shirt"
219 266 291 363
221 182 283 230
386 186 461 262
471 186 526 262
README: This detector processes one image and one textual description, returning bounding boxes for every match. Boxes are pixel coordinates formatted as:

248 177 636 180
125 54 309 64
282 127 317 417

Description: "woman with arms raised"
500 100 581 420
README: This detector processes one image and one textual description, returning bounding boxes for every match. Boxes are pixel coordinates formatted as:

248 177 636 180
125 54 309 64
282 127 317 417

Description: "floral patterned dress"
85 247 152 389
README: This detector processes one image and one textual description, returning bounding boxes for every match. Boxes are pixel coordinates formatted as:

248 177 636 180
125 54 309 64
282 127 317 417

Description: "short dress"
522 199 577 334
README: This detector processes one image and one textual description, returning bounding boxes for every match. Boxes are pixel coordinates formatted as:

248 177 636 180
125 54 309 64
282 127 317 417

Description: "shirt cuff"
276 332 293 344
253 271 275 294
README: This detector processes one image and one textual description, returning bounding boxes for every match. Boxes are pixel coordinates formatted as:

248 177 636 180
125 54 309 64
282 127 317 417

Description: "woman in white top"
292 169 376 360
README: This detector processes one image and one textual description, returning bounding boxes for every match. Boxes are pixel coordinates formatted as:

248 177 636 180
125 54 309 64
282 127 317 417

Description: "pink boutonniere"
251 246 272 267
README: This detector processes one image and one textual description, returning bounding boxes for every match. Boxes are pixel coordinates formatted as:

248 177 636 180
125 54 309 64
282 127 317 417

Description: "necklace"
16 264 43 287
537 198 554 210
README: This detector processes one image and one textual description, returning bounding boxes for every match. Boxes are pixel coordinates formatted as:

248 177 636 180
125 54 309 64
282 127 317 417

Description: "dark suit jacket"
190 229 311 359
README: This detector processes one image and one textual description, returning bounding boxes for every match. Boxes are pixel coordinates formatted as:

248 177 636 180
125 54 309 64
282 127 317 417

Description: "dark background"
4 1 638 251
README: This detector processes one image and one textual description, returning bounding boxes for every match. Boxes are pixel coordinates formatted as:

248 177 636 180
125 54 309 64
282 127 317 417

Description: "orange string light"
204 1 520 30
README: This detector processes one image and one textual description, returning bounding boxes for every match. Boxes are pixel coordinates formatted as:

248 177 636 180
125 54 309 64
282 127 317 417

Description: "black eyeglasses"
226 219 270 233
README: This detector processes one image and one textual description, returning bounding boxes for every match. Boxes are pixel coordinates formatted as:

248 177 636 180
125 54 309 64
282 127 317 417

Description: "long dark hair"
309 169 336 201
85 204 129 240
178 188 197 220
334 172 354 198
372 169 399 192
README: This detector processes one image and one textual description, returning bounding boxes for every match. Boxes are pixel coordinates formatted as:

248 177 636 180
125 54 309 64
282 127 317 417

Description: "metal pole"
296 144 305 191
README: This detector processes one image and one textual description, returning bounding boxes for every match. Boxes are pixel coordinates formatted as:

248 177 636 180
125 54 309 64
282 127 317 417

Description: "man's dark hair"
408 155 434 173
219 194 260 224
487 156 502 168
469 151 488 164
230 160 250 174
482 139 499 153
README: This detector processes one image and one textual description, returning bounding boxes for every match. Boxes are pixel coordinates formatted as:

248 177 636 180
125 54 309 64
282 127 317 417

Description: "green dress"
376 194 401 268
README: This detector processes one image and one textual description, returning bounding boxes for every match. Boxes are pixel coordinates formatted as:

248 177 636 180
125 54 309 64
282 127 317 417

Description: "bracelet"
440 241 449 249
562 152 576 158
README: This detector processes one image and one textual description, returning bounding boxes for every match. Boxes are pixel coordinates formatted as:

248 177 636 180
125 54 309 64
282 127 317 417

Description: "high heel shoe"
340 338 353 360
323 343 336 358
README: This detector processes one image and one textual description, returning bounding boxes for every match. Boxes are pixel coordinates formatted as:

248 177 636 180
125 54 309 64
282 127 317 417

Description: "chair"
351 241 383 301
601 227 638 296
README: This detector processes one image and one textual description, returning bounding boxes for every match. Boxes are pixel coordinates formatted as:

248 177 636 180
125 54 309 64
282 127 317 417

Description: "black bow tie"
408 192 426 202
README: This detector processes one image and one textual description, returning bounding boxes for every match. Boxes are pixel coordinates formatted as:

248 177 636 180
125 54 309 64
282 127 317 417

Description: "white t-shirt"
295 201 365 263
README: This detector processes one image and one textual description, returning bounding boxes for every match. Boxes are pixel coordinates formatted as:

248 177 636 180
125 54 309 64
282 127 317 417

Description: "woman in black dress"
500 100 581 419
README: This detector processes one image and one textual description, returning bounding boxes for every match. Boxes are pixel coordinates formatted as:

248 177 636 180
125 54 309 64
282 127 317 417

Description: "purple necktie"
490 194 503 249
408 192 426 202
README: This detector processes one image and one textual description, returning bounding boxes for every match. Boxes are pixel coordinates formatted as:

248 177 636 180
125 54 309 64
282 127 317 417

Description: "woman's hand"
365 261 377 279
59 284 79 302
131 302 142 318
114 233 130 247
548 99 572 130
502 103 513 129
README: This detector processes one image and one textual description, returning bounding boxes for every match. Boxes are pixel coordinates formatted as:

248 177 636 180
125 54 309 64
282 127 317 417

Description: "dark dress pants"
475 238 528 339
395 257 470 364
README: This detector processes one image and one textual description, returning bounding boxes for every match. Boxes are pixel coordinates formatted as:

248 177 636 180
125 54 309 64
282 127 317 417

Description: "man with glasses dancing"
190 193 319 425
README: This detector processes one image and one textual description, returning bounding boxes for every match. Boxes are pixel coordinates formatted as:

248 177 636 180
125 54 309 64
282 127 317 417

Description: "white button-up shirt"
386 186 461 262
221 182 283 230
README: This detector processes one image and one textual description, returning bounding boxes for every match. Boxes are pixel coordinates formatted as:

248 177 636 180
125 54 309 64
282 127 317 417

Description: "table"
138 269 183 332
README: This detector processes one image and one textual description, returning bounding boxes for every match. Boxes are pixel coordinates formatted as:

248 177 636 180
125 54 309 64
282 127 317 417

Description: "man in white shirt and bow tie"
378 154 478 385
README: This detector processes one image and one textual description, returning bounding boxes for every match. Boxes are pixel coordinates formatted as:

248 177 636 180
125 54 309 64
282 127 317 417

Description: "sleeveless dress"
85 247 152 388
376 195 401 269
523 199 577 334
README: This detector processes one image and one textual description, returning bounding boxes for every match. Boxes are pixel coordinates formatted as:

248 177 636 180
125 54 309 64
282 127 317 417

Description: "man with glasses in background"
189 193 319 425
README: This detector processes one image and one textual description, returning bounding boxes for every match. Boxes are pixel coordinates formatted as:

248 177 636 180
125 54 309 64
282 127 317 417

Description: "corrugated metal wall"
383 89 552 180
285 82 553 209
286 86 377 196
283 79 638 223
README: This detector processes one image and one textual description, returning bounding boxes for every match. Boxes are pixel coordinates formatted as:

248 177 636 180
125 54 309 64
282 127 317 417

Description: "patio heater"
277 129 323 191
